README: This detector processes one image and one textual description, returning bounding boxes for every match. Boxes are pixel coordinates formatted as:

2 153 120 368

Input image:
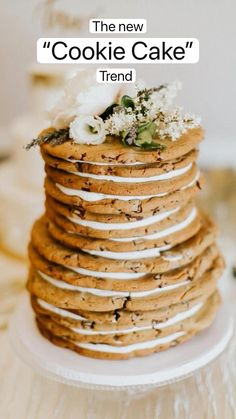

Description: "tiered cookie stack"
27 126 224 359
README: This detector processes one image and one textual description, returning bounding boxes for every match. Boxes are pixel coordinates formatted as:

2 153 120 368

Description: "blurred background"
0 0 235 326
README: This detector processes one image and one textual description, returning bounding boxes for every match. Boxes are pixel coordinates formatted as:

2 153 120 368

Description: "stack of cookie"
27 127 224 359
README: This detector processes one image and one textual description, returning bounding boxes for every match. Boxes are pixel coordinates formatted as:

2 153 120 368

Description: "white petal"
69 116 106 145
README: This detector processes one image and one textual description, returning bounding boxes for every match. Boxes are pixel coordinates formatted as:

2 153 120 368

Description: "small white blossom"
154 108 201 140
69 116 106 145
105 110 136 136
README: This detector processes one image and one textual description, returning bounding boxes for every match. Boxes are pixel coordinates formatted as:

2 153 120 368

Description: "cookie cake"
26 71 224 359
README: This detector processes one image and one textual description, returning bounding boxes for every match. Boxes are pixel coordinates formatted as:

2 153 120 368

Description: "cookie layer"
27 255 223 312
41 127 203 164
34 293 217 345
46 207 201 252
31 288 214 331
45 199 199 241
45 162 198 196
41 149 198 177
44 173 204 216
30 214 217 273
28 241 219 293
35 291 220 360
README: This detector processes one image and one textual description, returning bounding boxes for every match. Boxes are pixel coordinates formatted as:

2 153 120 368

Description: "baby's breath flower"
154 108 200 140
104 82 200 144
104 110 136 136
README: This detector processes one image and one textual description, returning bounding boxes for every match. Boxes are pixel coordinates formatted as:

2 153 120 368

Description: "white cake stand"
9 295 234 391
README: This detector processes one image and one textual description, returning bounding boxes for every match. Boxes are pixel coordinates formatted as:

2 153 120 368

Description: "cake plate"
9 295 234 391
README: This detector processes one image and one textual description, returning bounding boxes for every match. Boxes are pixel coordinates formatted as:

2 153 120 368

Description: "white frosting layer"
111 207 197 242
163 253 183 262
68 266 146 280
75 331 186 353
70 163 192 183
56 183 168 202
71 302 203 335
36 298 203 340
38 271 189 298
37 298 86 321
67 207 179 231
182 171 200 189
84 243 172 260
55 171 200 202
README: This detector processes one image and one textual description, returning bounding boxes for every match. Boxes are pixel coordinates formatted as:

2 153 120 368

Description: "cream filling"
182 171 200 190
56 183 168 202
163 253 183 262
83 244 173 260
67 266 146 280
55 171 200 203
67 206 180 231
71 302 203 335
36 298 203 337
38 270 189 298
111 207 197 242
75 331 186 353
37 298 87 321
69 163 192 183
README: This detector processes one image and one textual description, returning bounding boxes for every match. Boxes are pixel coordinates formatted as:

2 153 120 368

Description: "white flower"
104 110 136 136
50 69 121 129
154 107 200 140
69 116 106 145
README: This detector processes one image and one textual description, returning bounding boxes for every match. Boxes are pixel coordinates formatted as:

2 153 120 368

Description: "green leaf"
135 121 157 146
148 122 157 137
136 141 167 150
145 142 167 150
121 95 135 110
137 121 157 135
136 129 153 145
99 104 118 120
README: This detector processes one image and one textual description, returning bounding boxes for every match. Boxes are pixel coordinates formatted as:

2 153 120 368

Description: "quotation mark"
43 41 51 48
185 41 193 48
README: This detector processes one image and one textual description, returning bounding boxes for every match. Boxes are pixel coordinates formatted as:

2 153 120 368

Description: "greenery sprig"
122 121 167 150
26 128 69 150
